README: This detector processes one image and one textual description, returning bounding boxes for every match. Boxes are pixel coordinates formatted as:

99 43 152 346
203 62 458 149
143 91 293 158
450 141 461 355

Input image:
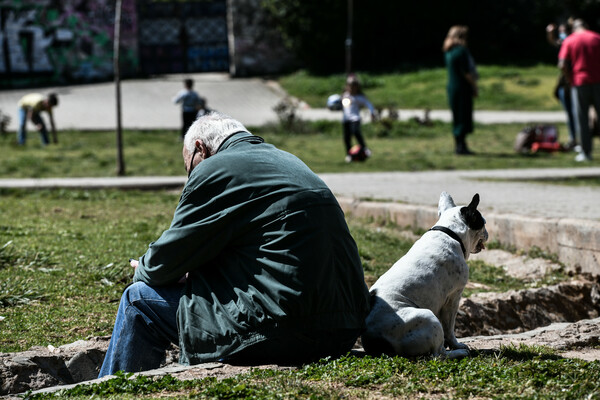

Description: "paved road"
0 73 285 129
0 73 568 130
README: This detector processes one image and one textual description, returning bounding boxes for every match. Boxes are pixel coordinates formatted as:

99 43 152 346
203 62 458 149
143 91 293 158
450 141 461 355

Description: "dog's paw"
446 348 470 359
453 342 469 350
445 339 469 350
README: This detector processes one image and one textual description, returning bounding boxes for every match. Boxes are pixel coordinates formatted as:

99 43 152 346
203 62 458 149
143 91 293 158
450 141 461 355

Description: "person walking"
173 78 205 140
558 19 600 162
443 25 478 155
547 21 578 150
341 74 376 162
17 93 59 145
98 111 370 377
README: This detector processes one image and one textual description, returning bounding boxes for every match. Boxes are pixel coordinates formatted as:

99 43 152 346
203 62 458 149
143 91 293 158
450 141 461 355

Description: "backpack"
514 125 561 153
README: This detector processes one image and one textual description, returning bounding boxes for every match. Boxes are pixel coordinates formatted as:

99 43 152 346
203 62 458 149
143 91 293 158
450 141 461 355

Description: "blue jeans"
17 108 49 145
557 86 576 143
98 282 183 378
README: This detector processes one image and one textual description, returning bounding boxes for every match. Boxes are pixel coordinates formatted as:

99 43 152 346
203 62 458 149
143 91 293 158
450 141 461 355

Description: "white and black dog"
362 192 488 359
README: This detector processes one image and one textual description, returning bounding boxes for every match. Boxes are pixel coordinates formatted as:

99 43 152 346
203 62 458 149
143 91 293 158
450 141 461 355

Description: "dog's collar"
429 226 466 257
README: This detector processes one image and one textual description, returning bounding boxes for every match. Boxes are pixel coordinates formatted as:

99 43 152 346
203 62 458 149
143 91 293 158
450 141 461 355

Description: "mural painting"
0 0 137 88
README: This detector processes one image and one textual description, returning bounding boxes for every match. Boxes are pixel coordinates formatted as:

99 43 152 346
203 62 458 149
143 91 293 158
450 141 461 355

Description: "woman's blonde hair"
443 25 469 52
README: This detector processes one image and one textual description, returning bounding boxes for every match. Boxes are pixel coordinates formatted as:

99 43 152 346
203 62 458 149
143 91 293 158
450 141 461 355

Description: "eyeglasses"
187 146 199 178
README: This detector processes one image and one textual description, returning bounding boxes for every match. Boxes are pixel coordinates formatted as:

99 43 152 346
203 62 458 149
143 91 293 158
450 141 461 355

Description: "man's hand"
129 259 139 269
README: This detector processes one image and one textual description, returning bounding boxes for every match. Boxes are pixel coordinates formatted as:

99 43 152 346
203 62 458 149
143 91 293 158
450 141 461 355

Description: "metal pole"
345 0 353 75
114 0 125 176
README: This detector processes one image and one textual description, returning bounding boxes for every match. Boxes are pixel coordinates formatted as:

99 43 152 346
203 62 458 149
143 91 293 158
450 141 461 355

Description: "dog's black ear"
461 194 485 230
468 193 480 210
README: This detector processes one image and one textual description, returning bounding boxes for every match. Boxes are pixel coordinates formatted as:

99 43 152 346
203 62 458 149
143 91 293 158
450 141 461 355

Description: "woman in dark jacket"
443 25 478 155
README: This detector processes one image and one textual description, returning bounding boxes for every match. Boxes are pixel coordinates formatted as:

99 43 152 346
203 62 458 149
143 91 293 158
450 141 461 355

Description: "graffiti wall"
0 0 137 88
0 0 294 88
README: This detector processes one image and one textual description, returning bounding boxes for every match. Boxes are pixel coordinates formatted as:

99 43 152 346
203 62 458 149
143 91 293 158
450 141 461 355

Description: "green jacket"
133 132 370 364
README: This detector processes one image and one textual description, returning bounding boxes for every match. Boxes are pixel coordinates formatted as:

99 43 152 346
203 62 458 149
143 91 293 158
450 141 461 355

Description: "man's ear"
195 140 206 158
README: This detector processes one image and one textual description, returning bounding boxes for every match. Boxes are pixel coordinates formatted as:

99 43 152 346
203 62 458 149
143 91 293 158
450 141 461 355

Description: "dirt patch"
462 317 600 361
457 279 600 336
470 249 564 281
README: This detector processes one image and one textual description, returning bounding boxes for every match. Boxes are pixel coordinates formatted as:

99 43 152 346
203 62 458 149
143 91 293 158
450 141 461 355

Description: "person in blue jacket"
98 111 370 377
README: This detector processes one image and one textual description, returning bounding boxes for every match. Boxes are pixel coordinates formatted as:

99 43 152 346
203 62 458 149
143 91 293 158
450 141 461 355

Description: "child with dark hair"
17 92 59 145
173 78 206 140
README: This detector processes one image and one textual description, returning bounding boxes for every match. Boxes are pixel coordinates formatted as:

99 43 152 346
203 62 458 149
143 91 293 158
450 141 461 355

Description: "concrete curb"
337 197 600 276
0 176 187 191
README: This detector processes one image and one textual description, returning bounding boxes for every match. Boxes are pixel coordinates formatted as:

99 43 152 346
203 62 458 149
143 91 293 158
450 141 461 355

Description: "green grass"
0 191 567 354
0 189 177 352
278 64 564 111
491 176 600 187
0 129 186 178
28 346 600 399
0 191 589 399
1 120 597 178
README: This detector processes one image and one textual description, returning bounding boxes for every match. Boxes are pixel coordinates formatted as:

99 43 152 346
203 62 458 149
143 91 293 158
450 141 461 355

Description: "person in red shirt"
558 19 600 162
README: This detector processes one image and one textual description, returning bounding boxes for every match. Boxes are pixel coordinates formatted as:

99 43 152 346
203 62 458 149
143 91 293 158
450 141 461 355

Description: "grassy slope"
278 65 563 111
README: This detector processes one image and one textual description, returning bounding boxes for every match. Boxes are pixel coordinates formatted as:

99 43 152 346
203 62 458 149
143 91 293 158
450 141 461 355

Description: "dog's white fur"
362 192 488 359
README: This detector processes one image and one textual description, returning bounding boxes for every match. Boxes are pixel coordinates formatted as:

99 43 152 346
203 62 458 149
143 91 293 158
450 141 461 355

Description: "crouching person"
98 111 370 377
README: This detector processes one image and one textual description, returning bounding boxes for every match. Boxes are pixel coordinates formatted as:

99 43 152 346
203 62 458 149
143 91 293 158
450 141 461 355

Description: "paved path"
0 167 598 221
0 73 568 130
320 167 600 221
0 73 285 129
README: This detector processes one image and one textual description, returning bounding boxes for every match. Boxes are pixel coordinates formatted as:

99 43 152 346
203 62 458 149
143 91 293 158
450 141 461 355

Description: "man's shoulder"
566 30 600 44
584 29 600 38
588 30 600 45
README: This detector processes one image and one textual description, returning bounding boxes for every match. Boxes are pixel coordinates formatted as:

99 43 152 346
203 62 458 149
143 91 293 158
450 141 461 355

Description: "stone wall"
337 198 600 276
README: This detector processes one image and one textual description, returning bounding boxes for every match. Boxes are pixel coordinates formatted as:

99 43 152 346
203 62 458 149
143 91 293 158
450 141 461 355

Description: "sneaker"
344 155 352 163
575 152 592 162
364 148 372 158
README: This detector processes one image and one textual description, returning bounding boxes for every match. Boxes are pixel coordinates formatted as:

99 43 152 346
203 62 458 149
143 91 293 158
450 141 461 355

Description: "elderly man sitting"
98 111 370 377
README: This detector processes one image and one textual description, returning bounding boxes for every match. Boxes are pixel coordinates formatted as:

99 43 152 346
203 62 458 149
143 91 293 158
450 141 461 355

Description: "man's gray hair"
184 111 248 155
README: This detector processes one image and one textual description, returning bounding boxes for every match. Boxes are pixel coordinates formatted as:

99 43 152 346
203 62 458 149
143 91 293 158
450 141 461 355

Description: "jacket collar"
216 131 264 153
